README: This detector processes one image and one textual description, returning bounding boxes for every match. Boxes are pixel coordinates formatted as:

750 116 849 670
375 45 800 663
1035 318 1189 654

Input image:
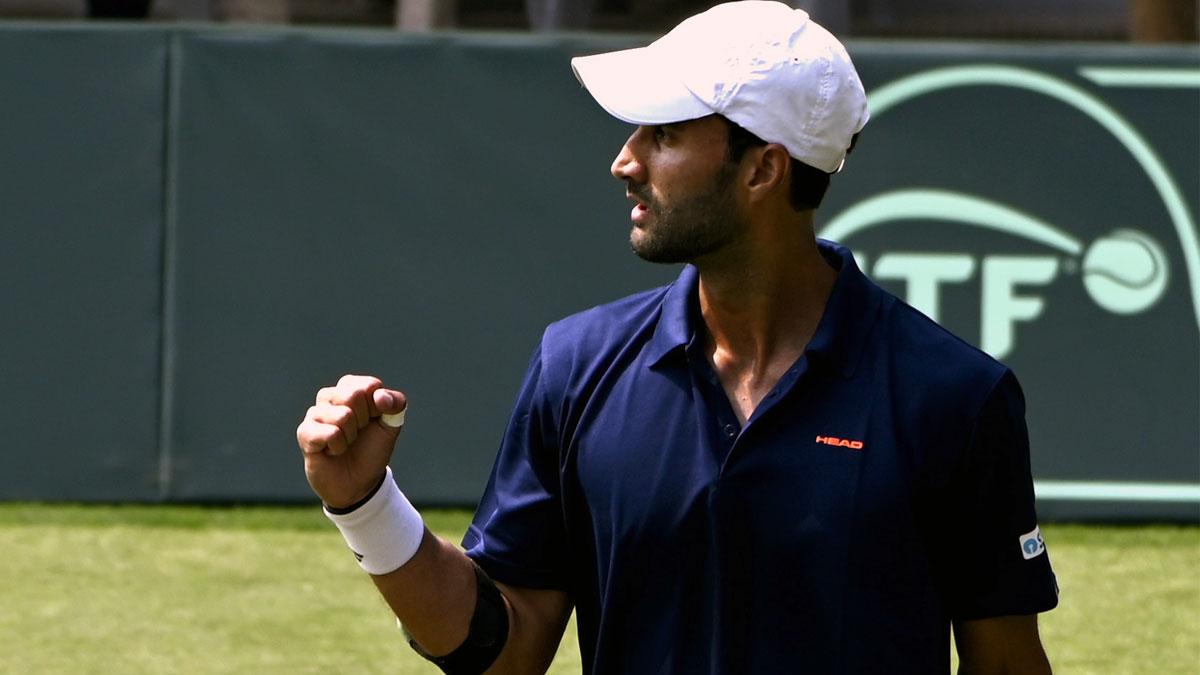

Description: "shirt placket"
687 340 814 471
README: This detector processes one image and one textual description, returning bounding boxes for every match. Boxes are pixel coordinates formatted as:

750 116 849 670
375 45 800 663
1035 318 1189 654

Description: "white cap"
571 1 869 174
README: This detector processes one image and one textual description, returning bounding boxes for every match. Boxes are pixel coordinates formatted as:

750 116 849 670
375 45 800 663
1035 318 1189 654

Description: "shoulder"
818 239 1008 413
867 293 1029 486
521 278 681 440
877 292 1010 410
543 284 670 352
542 276 681 369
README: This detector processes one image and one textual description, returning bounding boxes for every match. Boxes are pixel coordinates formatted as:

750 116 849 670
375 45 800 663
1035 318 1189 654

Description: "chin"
631 242 688 265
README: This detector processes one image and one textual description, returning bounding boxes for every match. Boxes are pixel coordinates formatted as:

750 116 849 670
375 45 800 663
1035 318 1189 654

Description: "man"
296 3 1058 673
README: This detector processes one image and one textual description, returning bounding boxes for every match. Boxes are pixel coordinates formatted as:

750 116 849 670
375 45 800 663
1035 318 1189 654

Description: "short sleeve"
943 370 1059 620
462 340 570 590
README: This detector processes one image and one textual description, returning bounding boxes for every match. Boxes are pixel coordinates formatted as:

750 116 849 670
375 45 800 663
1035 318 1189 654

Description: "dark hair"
723 118 855 212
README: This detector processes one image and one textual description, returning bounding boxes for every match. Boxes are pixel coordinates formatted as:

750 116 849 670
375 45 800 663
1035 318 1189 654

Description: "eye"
651 125 667 142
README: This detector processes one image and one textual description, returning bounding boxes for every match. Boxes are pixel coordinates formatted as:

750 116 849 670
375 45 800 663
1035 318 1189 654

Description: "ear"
744 143 791 205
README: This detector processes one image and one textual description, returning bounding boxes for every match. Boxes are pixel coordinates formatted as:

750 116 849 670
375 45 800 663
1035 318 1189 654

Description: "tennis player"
297 3 1058 673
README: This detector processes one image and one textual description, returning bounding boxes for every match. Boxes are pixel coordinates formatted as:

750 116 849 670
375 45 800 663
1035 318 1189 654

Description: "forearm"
370 530 569 675
321 469 511 669
371 528 478 657
957 659 1051 675
954 615 1052 675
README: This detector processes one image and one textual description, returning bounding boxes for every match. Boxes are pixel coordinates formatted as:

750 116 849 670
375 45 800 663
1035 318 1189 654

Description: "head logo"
821 65 1199 361
815 435 864 450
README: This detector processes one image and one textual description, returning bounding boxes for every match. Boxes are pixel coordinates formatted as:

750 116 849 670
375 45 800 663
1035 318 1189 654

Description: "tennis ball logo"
1081 229 1169 315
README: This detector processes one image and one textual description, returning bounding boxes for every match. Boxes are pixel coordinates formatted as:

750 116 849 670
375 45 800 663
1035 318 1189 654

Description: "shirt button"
723 424 737 439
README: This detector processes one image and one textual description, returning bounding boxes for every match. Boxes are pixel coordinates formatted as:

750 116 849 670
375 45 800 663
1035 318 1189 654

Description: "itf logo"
819 61 1200 512
821 64 1198 361
825 191 1173 359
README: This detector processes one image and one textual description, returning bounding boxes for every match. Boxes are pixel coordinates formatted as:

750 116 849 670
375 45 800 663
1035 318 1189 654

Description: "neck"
695 214 836 384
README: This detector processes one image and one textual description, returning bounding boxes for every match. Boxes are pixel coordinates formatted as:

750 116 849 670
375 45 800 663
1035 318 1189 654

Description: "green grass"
0 505 1195 674
1035 524 1199 673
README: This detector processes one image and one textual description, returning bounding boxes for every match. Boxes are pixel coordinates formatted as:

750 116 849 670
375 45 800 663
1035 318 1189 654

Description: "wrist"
323 471 389 514
323 467 425 575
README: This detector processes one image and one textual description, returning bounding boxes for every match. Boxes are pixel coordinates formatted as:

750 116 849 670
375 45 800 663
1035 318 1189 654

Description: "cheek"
658 153 725 193
648 165 692 205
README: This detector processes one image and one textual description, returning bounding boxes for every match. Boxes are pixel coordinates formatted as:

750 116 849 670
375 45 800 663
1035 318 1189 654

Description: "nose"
610 128 647 183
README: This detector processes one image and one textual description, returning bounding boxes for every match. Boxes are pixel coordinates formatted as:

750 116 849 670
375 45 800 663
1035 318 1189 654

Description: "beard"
629 162 745 264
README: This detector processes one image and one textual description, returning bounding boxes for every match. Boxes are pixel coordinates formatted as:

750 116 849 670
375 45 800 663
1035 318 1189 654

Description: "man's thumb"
374 389 408 429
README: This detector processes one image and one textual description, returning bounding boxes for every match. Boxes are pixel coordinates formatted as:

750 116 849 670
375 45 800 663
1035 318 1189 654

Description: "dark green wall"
2 27 166 500
1 24 1196 519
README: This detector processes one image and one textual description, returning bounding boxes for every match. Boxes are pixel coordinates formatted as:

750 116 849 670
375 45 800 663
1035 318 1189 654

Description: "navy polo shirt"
463 240 1058 674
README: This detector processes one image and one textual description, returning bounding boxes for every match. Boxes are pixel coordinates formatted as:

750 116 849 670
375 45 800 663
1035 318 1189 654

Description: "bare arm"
297 375 572 674
954 614 1051 675
370 530 572 674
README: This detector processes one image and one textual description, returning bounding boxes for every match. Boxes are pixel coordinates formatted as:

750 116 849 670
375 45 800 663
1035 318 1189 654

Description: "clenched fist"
297 374 409 509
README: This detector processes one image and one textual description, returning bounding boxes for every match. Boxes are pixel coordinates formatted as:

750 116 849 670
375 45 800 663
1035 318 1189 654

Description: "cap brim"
571 46 712 125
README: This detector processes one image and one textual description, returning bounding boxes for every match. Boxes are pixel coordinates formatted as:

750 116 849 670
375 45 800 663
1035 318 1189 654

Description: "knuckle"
334 406 356 428
327 431 347 455
308 403 336 422
296 424 324 453
338 373 380 388
338 374 383 394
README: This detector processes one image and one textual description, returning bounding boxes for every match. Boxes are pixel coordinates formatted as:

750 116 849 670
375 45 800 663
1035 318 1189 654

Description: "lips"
626 189 652 225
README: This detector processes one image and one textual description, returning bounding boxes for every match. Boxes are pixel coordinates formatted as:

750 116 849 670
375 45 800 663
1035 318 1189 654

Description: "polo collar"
804 239 884 379
645 240 883 378
646 265 699 368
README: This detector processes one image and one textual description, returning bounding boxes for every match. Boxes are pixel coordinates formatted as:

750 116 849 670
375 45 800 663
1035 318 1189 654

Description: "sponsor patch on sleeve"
1019 525 1046 560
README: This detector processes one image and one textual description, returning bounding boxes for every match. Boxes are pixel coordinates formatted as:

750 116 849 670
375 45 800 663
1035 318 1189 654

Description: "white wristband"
324 467 424 575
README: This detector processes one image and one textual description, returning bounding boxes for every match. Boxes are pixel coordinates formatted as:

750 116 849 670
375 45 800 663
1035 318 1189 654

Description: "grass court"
2 505 1196 673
